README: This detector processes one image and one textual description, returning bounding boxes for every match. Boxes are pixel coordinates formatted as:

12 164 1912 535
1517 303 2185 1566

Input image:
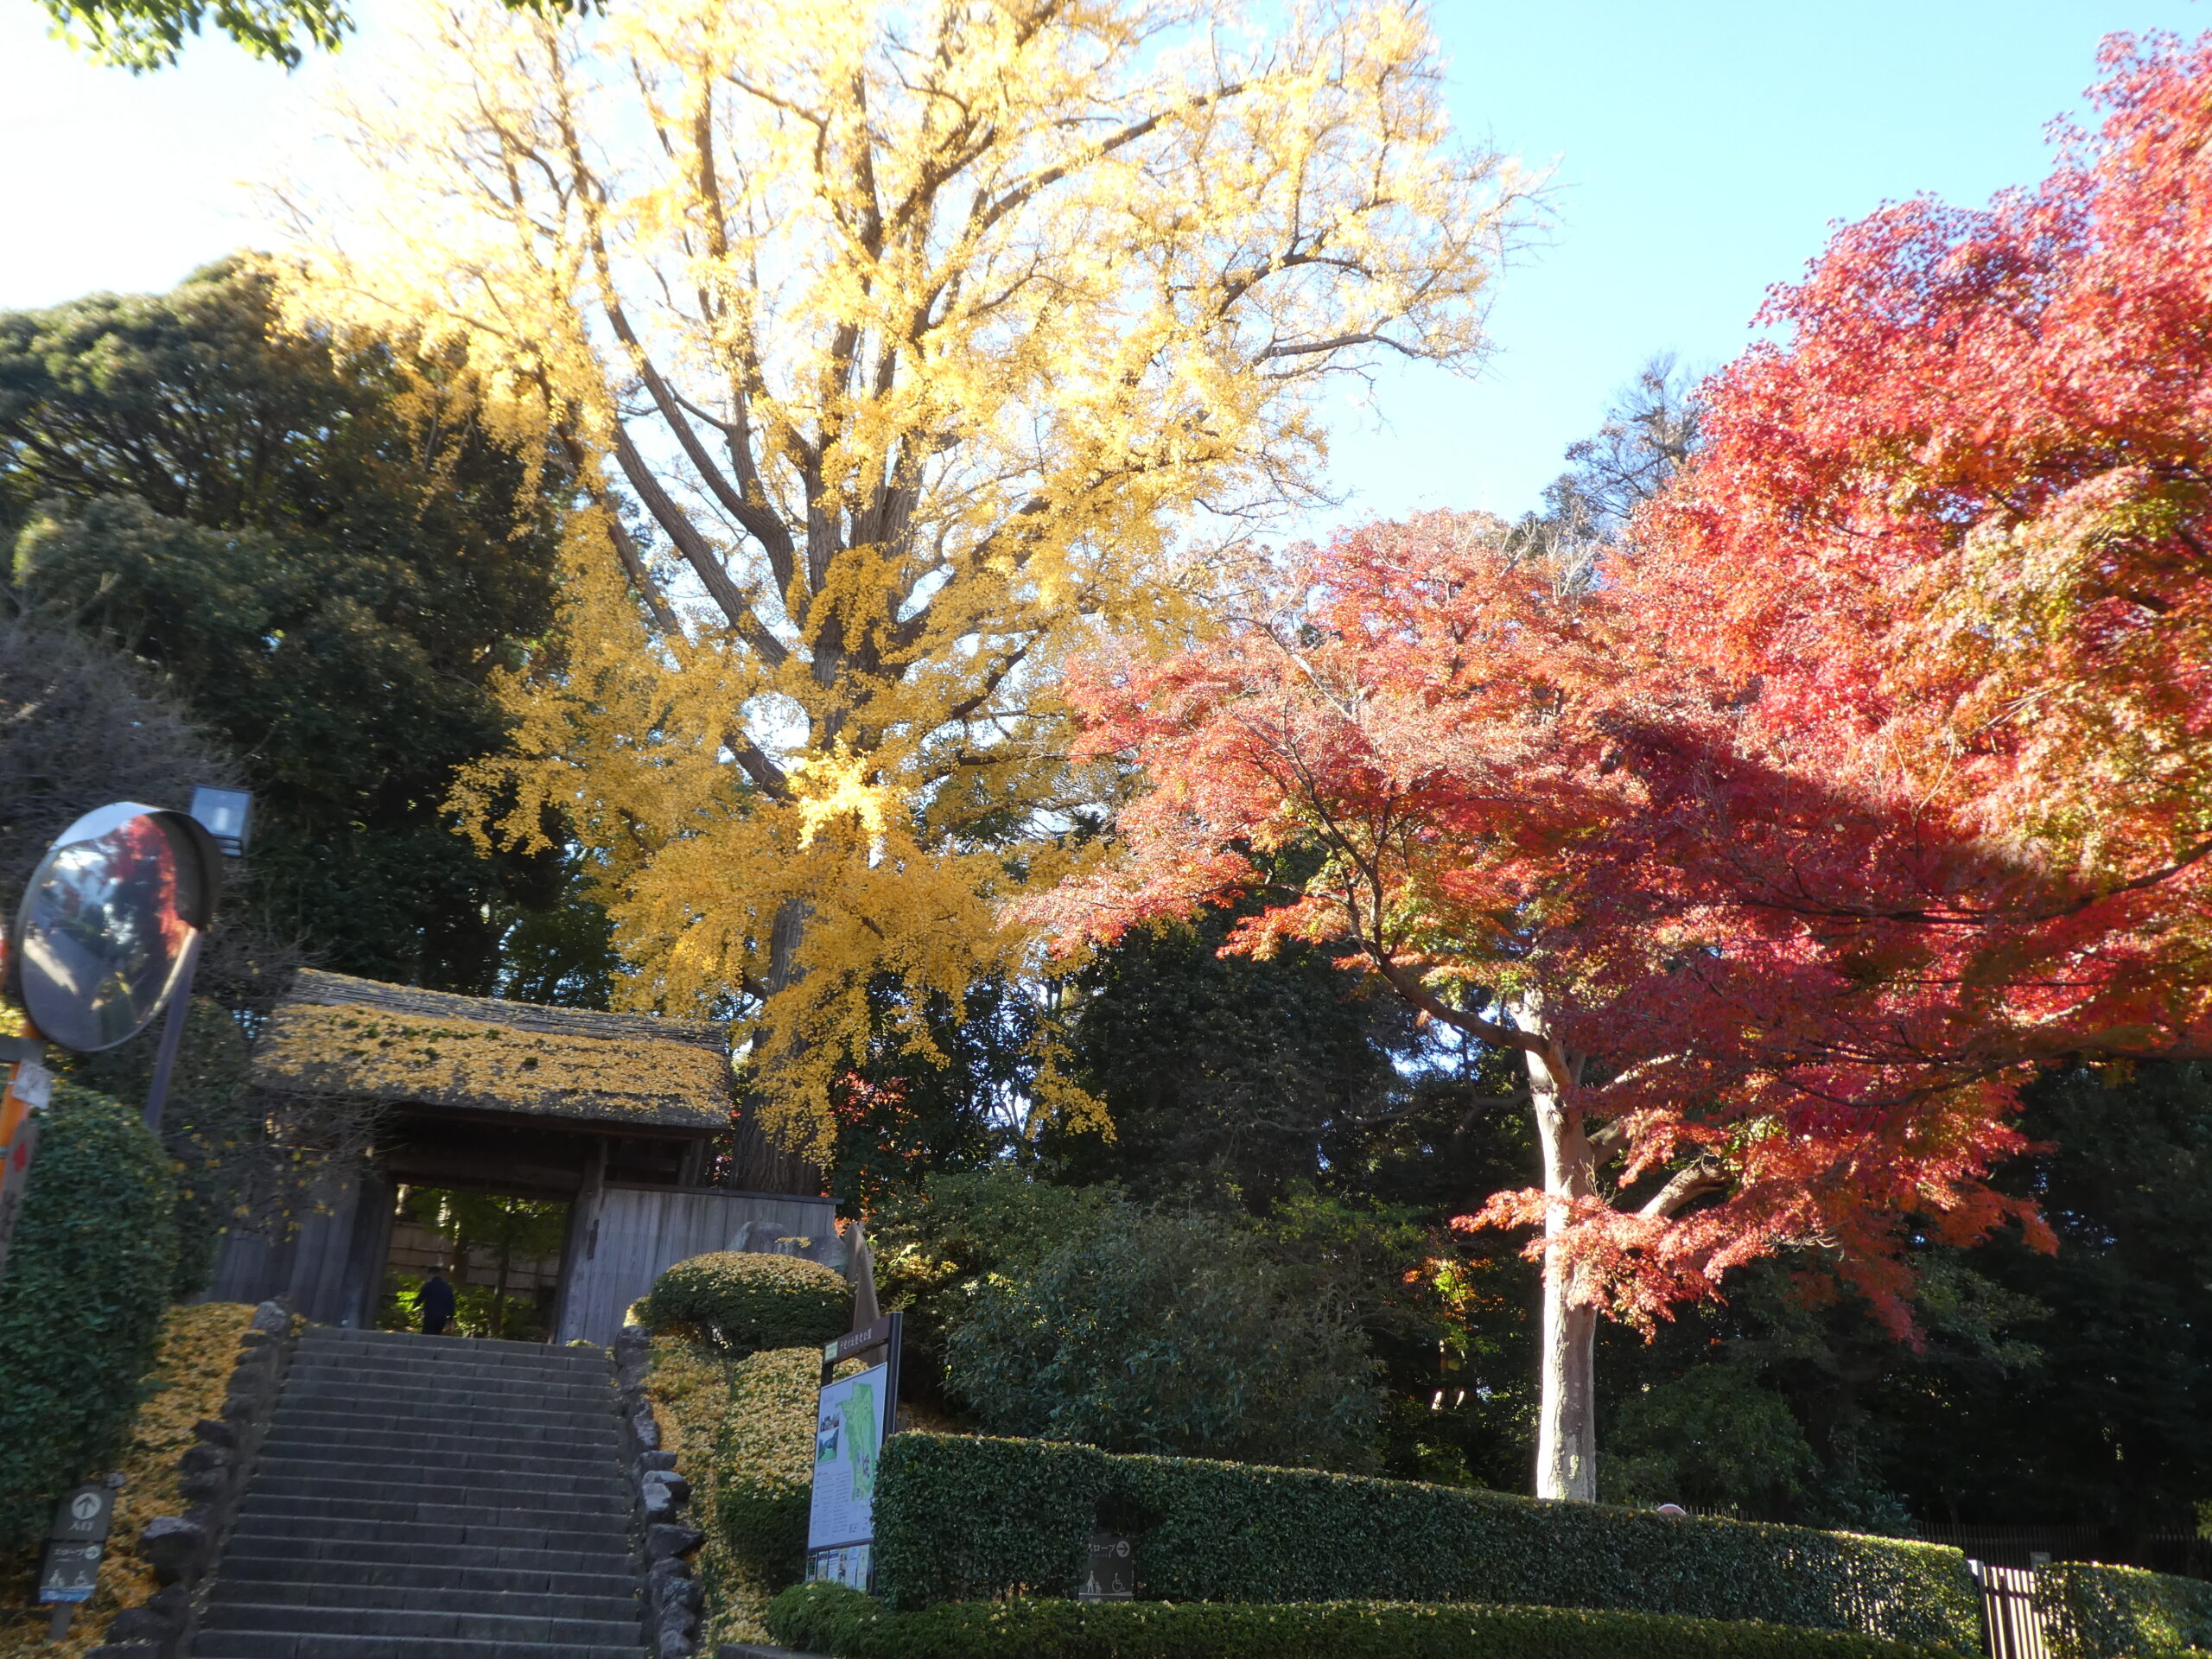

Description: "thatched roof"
251 969 734 1134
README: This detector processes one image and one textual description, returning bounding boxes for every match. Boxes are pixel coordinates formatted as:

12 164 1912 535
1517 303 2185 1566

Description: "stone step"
207 1573 637 1622
266 1406 621 1448
196 1599 639 1645
219 1548 636 1599
200 1324 645 1659
251 1461 631 1504
258 1435 622 1478
292 1333 607 1367
269 1397 618 1434
298 1336 606 1371
281 1371 619 1407
285 1346 613 1380
279 1374 621 1411
229 1509 628 1554
222 1536 630 1579
194 1633 640 1659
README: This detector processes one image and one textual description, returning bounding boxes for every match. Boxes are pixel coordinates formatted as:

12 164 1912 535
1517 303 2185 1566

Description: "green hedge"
715 1344 823 1590
0 1082 177 1550
871 1434 1979 1650
640 1250 851 1355
764 1583 1967 1659
2038 1561 2212 1659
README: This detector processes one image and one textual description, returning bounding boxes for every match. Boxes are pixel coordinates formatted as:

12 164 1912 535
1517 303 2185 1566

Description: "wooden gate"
1974 1562 2050 1659
554 1182 841 1345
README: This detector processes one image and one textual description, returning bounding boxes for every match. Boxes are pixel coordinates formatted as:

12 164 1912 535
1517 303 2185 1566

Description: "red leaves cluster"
1027 32 2212 1339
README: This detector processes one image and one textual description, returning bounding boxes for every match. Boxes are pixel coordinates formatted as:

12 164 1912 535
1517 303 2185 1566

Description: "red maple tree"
1025 512 2042 1501
1637 28 2212 1071
1025 31 2212 1500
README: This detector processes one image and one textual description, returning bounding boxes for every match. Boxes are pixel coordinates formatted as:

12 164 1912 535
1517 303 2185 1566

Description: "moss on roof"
251 975 734 1132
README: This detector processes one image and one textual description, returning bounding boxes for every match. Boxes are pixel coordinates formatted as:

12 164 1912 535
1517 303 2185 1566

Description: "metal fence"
1920 1526 2212 1580
1972 1562 2050 1659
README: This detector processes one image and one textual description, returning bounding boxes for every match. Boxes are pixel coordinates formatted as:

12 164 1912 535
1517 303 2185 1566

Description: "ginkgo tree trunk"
275 0 1530 1175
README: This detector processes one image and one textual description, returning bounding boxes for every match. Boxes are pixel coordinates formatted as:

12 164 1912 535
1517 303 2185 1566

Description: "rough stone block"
249 1300 288 1335
105 1605 177 1643
179 1444 232 1475
189 1420 237 1449
644 1522 704 1561
137 1516 208 1584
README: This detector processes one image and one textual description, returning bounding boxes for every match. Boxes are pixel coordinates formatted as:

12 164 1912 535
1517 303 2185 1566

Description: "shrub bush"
716 1345 823 1590
944 1205 1382 1471
764 1582 1967 1659
870 1434 1979 1649
640 1250 850 1355
2038 1561 2212 1659
0 1081 178 1551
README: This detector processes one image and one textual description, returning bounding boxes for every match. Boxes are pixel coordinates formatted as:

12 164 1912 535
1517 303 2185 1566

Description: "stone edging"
616 1325 706 1659
87 1298 295 1659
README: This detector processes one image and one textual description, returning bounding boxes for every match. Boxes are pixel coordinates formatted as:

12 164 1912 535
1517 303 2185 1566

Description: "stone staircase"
192 1326 645 1659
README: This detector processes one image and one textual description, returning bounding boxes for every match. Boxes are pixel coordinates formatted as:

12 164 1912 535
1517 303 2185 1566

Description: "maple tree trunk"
1513 997 1599 1503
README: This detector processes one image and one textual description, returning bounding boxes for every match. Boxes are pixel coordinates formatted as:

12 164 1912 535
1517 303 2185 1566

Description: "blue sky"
0 0 2201 523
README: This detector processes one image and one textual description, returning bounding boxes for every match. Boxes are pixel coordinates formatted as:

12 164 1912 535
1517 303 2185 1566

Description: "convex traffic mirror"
8 804 221 1052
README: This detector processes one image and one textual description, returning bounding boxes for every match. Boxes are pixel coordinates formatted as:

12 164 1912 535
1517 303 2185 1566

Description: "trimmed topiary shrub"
715 1345 823 1591
764 1583 1968 1659
869 1433 1980 1649
640 1250 851 1356
2038 1561 2212 1659
0 1081 178 1551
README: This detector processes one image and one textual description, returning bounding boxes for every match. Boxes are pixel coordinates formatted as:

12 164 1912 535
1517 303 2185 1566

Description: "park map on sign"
806 1364 887 1585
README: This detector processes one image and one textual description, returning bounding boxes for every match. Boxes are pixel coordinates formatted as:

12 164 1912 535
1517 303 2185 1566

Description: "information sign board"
805 1363 887 1576
1079 1531 1135 1601
50 1484 115 1543
36 1542 101 1604
38 1483 117 1605
804 1310 901 1591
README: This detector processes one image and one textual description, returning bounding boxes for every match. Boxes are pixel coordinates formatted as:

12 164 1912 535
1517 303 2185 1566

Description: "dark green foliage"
1599 1060 2212 1534
2037 1562 2212 1659
1052 904 1427 1211
0 1083 177 1550
1049 906 1545 1491
872 1170 1117 1421
869 1434 1980 1649
1 258 589 996
944 1204 1382 1471
819 976 1038 1211
874 1171 1382 1471
640 1252 850 1357
765 1583 1964 1659
61 996 256 1299
1602 1360 1821 1516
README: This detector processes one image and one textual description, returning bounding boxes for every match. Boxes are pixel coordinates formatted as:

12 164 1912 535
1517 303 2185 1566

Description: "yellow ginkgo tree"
276 0 1529 1181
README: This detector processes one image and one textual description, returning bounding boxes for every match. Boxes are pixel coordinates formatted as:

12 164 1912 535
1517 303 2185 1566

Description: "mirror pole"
142 933 202 1133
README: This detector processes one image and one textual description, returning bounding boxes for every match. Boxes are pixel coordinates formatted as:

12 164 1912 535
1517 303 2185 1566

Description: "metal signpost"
38 1478 120 1637
804 1312 903 1592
